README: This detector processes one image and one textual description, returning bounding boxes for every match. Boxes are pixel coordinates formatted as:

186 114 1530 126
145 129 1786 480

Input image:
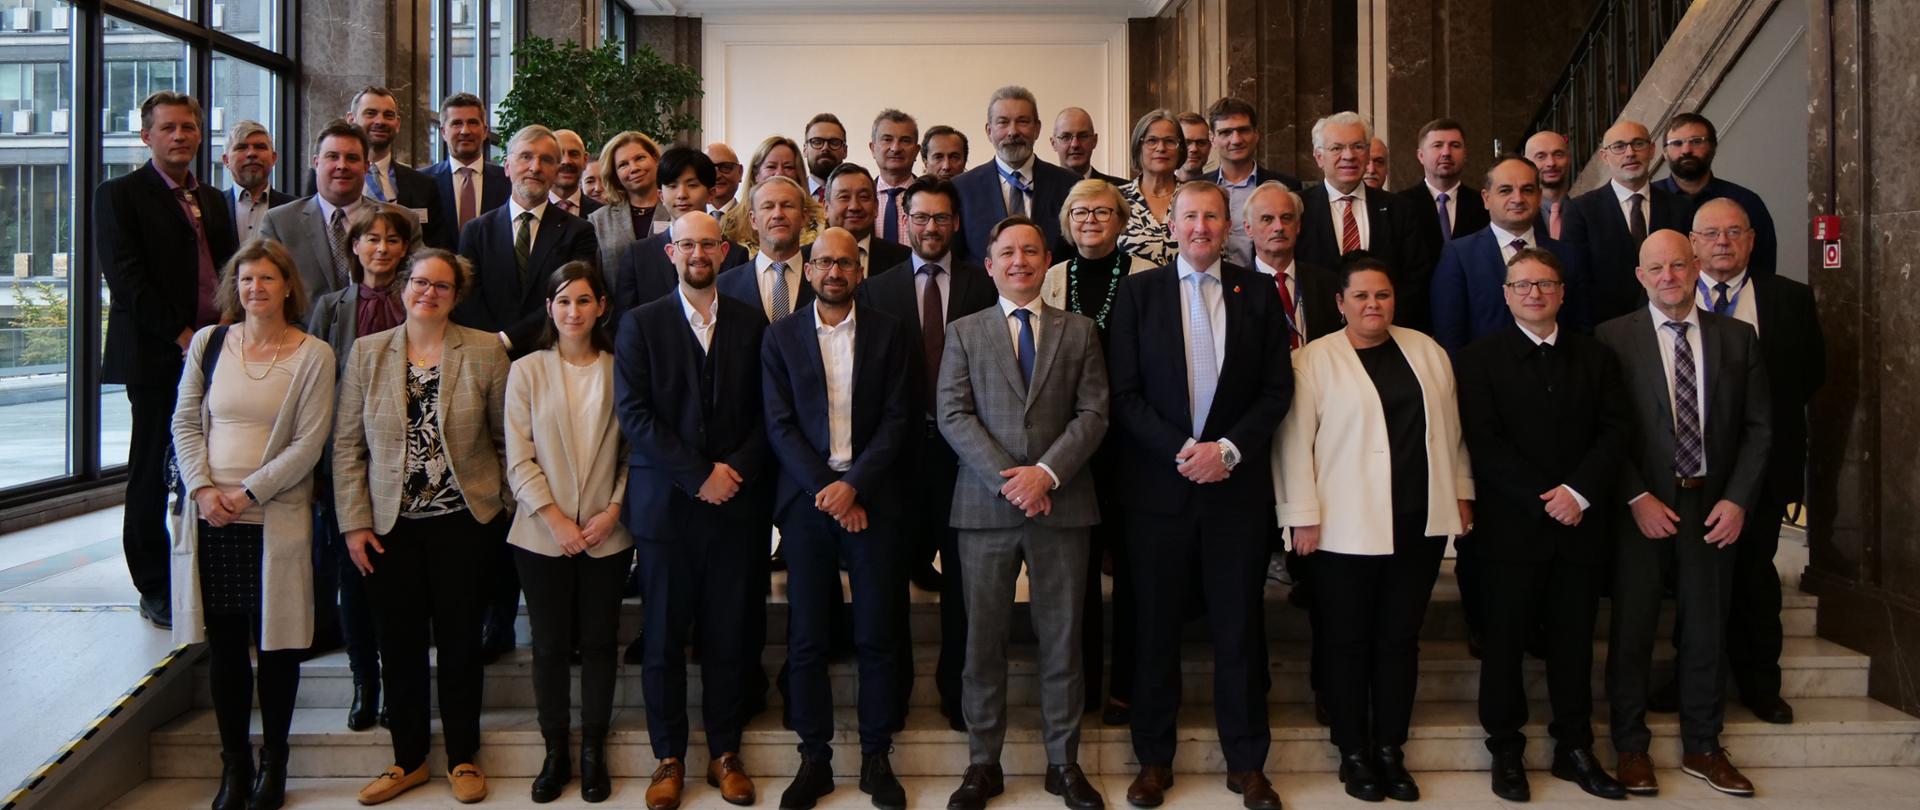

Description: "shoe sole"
1681 765 1755 796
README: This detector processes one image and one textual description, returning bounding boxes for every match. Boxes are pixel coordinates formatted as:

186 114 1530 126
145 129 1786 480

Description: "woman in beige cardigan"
503 261 632 803
1272 257 1474 803
171 239 335 810
333 248 510 806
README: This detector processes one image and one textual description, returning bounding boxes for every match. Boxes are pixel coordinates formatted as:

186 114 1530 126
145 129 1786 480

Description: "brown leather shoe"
1681 748 1755 796
706 752 756 806
1226 771 1282 809
1615 751 1658 795
357 764 428 805
646 759 685 810
1127 766 1174 808
448 762 488 804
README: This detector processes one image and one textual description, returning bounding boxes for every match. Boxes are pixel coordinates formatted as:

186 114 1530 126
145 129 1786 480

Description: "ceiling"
620 0 1172 17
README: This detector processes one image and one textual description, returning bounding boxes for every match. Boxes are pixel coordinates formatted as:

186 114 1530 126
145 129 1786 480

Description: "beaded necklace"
1066 257 1124 329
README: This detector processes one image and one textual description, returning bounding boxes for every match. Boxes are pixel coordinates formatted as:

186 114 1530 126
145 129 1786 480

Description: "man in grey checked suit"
260 119 422 308
937 215 1109 810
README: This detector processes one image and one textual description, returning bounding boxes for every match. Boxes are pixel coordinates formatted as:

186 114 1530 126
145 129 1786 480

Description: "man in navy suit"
823 164 912 275
347 86 449 248
1561 119 1695 325
614 210 771 809
1655 113 1779 279
1432 156 1587 350
422 93 510 244
761 228 914 810
220 119 293 244
612 147 749 322
1206 96 1302 267
716 176 815 321
1109 182 1293 810
952 86 1082 260
1295 111 1430 330
1398 118 1490 249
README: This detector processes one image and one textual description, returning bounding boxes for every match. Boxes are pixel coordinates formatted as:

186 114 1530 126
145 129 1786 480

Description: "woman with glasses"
590 131 667 296
335 249 511 806
1116 109 1187 267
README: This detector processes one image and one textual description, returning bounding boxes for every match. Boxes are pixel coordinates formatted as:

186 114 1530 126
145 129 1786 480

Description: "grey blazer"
259 196 425 306
307 281 405 381
588 201 672 294
937 302 1110 529
332 323 511 535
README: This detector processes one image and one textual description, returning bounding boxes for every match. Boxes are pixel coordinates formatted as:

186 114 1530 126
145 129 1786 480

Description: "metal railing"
1528 0 1695 173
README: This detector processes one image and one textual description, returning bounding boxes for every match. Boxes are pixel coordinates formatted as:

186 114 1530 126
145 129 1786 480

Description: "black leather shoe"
250 745 287 810
139 594 172 630
1647 678 1679 713
947 763 1005 810
580 737 611 803
1375 745 1418 801
1046 763 1104 809
212 749 252 810
347 682 380 731
769 548 788 572
1101 699 1130 727
860 751 906 810
1489 749 1529 801
378 705 390 729
1337 747 1385 802
1744 695 1795 724
780 754 834 810
910 564 944 592
531 741 570 803
1551 747 1626 800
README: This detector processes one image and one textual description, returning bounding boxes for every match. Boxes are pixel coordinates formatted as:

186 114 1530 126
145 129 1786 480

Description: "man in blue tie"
952 86 1082 261
346 86 449 248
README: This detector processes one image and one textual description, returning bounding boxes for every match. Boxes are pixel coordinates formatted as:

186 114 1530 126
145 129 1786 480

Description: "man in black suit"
1562 119 1696 324
1456 248 1631 802
823 164 912 275
422 93 510 243
1598 229 1770 798
1207 96 1303 268
1296 112 1430 330
761 228 914 810
1246 182 1339 347
220 119 292 244
614 210 772 809
715 176 817 322
953 86 1083 260
1398 117 1489 249
1050 106 1121 185
1110 182 1293 810
347 86 449 249
612 147 749 321
551 128 603 218
857 175 999 728
96 91 238 629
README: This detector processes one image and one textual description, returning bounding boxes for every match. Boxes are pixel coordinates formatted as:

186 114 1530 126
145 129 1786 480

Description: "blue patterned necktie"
1013 308 1036 388
1436 191 1452 241
1186 272 1218 436
1666 320 1704 476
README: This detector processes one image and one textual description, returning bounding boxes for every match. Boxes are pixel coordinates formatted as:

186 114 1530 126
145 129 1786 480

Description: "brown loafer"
1615 751 1658 795
646 759 686 810
707 752 756 806
1681 748 1754 796
357 764 428 805
448 762 488 804
1127 765 1174 808
1226 771 1282 809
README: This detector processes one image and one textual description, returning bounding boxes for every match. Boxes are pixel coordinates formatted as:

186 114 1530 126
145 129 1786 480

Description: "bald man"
550 128 603 217
1525 131 1573 239
706 142 743 213
1560 120 1694 323
1596 228 1769 798
1050 106 1120 184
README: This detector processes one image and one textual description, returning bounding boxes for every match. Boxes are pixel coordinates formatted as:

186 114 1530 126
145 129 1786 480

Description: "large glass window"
429 0 515 162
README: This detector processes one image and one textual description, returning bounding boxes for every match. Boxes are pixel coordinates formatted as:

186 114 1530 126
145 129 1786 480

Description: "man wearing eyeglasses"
1561 119 1695 324
1454 247 1632 802
1051 106 1121 185
1653 113 1780 279
1432 156 1587 351
1296 111 1427 326
706 142 744 213
802 113 849 204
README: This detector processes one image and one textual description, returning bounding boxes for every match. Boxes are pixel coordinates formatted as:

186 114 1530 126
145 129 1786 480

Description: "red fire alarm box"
1814 215 1842 241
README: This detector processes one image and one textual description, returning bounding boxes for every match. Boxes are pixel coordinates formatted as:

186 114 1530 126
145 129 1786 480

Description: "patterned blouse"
400 363 466 517
1117 180 1176 267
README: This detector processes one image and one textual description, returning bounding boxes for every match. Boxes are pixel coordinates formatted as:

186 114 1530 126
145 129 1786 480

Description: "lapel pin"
1233 285 1242 294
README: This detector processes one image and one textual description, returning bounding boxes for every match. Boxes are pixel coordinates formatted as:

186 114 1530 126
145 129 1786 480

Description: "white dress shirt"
1425 179 1461 233
315 193 368 234
1489 223 1538 263
1649 302 1709 478
1611 179 1651 227
754 250 804 322
550 188 586 213
1323 180 1372 250
1699 271 1758 336
910 252 954 328
507 198 547 247
1174 255 1240 461
452 156 486 205
998 295 1061 489
680 288 717 352
1253 255 1304 340
995 155 1037 215
814 302 858 472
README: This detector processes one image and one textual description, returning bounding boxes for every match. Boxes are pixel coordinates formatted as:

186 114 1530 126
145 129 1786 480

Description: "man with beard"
1526 131 1574 239
1363 138 1390 190
221 119 292 243
346 86 450 248
614 148 751 320
922 125 970 182
261 119 422 307
616 210 773 810
803 113 849 204
707 142 744 213
1561 120 1695 323
424 93 510 240
1432 156 1586 350
825 164 911 274
550 128 603 218
870 109 920 244
1051 106 1120 184
1654 113 1779 278
954 86 1082 261
1176 111 1212 182
717 176 817 320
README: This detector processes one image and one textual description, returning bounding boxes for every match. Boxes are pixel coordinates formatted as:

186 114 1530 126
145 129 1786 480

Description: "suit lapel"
1629 311 1673 427
437 327 466 436
1474 231 1504 289
1158 269 1195 426
1024 306 1068 413
527 208 568 292
1218 270 1248 383
981 309 1026 402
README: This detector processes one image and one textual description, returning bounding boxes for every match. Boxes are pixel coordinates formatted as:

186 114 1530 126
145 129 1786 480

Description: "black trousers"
1126 504 1270 772
365 510 491 770
1726 496 1788 703
516 545 631 743
913 427 966 713
316 503 378 683
1478 553 1602 754
1310 515 1447 750
206 612 303 756
123 383 177 601
1081 453 1134 709
782 507 903 759
633 508 766 759
482 518 520 643
1608 487 1734 755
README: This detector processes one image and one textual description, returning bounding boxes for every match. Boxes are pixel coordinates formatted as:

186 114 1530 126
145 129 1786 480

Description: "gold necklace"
238 323 288 381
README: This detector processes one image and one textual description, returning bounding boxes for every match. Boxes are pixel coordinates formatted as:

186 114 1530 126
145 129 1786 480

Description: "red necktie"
1340 195 1362 254
1276 272 1300 350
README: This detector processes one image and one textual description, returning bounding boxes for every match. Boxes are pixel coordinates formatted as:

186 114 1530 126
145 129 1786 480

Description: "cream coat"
170 326 336 651
1039 253 1158 311
1271 325 1474 554
502 349 633 557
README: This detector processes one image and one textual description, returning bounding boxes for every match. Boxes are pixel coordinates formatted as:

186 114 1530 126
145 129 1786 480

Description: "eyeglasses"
806 137 847 150
1691 227 1748 241
1319 142 1368 155
1140 136 1182 150
908 212 955 226
407 277 455 295
1069 206 1117 223
806 257 860 272
1601 138 1653 155
712 161 740 173
1503 279 1563 294
673 239 724 252
1664 136 1712 149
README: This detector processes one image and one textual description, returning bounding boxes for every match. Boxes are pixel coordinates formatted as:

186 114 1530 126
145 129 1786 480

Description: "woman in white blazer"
1271 257 1474 803
503 260 632 804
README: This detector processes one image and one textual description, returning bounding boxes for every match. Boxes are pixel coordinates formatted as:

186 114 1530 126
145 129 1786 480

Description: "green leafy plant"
496 37 703 152
12 281 71 367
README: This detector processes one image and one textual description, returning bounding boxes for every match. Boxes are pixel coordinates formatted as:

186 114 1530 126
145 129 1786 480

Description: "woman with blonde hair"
720 134 825 254
589 131 667 291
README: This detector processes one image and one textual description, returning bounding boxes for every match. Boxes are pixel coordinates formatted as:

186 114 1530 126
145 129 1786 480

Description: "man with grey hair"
221 119 292 243
1050 106 1120 184
1296 111 1428 329
953 85 1082 260
869 108 920 245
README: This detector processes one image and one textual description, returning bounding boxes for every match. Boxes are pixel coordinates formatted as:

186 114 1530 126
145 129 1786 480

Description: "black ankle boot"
579 737 611 803
347 681 379 731
531 739 570 803
212 750 252 810
1374 744 1419 801
249 746 287 810
1338 745 1385 802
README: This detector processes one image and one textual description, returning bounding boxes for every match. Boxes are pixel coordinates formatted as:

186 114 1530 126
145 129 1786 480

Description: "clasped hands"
1000 465 1053 518
815 480 868 533
1174 441 1232 484
1630 493 1744 547
192 485 252 528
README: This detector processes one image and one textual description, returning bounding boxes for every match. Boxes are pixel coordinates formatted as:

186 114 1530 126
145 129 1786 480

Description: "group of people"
93 77 1823 810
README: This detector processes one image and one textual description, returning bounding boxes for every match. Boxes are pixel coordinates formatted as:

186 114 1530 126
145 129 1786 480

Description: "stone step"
204 635 1868 712
147 696 1920 779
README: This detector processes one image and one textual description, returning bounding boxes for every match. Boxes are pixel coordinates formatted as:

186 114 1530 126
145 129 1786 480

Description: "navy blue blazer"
864 237 913 277
760 304 914 523
856 256 998 416
451 203 600 355
612 231 751 325
1429 225 1586 350
1560 182 1695 325
715 250 815 322
614 293 772 540
952 157 1081 261
1654 175 1777 279
1106 262 1294 515
422 159 511 241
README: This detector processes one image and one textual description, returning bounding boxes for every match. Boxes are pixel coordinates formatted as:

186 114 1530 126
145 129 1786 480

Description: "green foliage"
12 281 70 366
496 37 703 153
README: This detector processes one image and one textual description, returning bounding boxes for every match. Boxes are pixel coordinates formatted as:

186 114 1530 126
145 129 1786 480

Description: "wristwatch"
1218 442 1241 470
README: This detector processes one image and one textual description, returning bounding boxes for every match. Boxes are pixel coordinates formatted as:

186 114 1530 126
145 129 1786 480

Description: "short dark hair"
348 85 396 114
922 125 969 159
534 260 615 354
657 146 717 189
902 175 960 214
140 91 201 131
871 108 917 143
987 215 1044 252
1175 111 1208 130
1663 111 1719 144
1416 117 1465 144
1506 246 1565 280
1480 155 1540 190
1205 96 1259 130
826 162 873 190
439 92 484 116
313 118 370 157
804 113 845 138
345 206 419 287
1337 252 1395 290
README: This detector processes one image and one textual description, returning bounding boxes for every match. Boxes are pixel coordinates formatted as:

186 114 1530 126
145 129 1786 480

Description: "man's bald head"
807 226 864 304
1600 120 1654 187
1050 106 1099 175
1636 228 1701 315
1525 130 1572 190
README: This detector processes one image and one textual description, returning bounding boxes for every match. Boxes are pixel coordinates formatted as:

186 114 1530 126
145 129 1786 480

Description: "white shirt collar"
1701 269 1749 293
757 249 800 273
1489 222 1537 247
679 288 716 327
1323 179 1363 201
995 155 1036 180
1649 301 1702 329
813 300 856 333
507 197 547 223
452 156 486 175
1253 255 1294 279
550 189 583 209
372 154 392 176
315 193 364 223
1425 178 1461 198
1611 178 1649 202
998 295 1044 319
1515 320 1560 346
1175 254 1224 281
